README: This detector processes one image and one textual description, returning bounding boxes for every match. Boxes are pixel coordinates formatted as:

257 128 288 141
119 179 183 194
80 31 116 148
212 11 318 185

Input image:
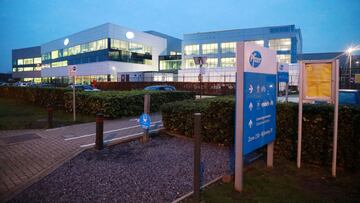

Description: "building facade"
12 46 42 83
12 23 181 84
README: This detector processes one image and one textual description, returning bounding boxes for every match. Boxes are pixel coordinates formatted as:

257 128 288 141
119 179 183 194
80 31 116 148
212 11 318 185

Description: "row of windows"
110 39 152 55
159 60 182 70
184 57 236 68
42 38 108 61
13 66 41 72
183 54 290 68
16 57 42 66
183 38 291 55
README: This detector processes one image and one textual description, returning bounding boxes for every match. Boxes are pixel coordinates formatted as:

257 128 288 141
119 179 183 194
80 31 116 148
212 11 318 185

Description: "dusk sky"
0 0 359 73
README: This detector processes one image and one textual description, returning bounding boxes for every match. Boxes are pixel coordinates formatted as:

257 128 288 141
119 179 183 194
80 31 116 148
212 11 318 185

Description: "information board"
277 63 289 83
303 63 332 101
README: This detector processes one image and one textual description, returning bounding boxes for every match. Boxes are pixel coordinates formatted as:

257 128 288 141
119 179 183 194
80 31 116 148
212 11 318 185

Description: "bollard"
193 113 201 202
47 105 53 129
141 94 151 143
95 113 104 150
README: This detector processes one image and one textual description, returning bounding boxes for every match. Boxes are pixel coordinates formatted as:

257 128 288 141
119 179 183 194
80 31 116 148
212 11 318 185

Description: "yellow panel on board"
304 63 332 99
355 74 360 84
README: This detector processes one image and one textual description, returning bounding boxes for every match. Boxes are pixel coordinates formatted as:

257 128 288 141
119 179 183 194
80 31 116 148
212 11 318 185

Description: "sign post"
235 42 277 192
194 57 207 99
68 66 77 122
297 60 339 177
277 63 290 102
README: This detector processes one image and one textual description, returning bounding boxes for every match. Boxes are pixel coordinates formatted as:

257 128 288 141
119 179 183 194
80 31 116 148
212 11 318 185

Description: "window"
184 59 196 68
42 53 51 61
51 60 68 68
184 45 199 55
221 57 236 67
23 58 34 65
269 38 291 51
69 45 81 56
51 50 59 59
111 39 129 50
276 54 291 63
17 68 23 72
17 59 23 65
34 57 41 64
42 64 50 69
12 68 16 72
202 43 218 54
23 67 34 71
221 42 236 54
206 58 218 68
247 40 264 47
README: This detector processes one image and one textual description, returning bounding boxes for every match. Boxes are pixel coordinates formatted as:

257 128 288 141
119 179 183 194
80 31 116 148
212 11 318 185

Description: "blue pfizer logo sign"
249 51 262 68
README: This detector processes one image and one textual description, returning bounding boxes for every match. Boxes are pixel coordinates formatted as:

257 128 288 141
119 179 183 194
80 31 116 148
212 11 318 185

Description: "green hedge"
64 90 196 118
0 86 69 108
161 97 360 170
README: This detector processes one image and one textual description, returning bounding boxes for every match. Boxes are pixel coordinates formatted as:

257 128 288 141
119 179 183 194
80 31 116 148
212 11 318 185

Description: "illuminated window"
269 38 291 51
276 54 291 63
12 68 16 72
69 45 81 56
42 64 50 69
206 58 218 68
34 64 42 71
144 59 152 65
111 39 128 50
34 57 41 64
221 42 236 54
202 43 218 54
17 68 23 72
51 60 68 68
51 50 59 59
184 59 196 68
17 59 23 65
42 53 51 61
221 57 236 67
23 67 34 71
23 58 34 65
184 45 199 55
247 40 264 47
34 78 42 83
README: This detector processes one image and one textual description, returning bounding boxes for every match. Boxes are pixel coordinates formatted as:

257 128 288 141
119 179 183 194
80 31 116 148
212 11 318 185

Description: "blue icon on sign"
279 64 284 71
249 51 262 68
139 113 151 129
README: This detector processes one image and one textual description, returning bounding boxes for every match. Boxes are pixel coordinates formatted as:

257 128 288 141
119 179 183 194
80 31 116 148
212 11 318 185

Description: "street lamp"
346 46 360 87
193 56 207 99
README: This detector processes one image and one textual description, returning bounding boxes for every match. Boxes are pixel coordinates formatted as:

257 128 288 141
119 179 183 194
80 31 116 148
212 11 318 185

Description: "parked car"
339 89 360 105
14 81 32 87
68 85 100 91
144 85 176 91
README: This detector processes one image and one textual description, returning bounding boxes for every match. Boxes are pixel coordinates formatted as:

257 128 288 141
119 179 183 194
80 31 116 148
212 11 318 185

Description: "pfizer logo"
279 64 284 71
249 51 262 68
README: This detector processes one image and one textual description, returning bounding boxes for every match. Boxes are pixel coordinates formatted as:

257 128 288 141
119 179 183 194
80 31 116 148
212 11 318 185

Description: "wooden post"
267 141 274 168
193 113 201 202
332 60 339 177
285 82 289 103
297 62 304 168
142 94 150 143
73 75 76 122
95 113 104 150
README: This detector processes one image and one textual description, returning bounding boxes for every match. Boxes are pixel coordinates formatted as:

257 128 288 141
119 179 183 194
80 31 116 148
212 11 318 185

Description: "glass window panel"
247 40 264 47
12 68 16 72
202 43 218 54
23 67 34 71
184 45 199 55
221 42 236 54
206 58 218 68
51 60 68 68
34 57 41 64
184 59 196 68
17 59 23 65
221 57 236 67
23 58 34 65
276 54 291 63
269 38 291 51
51 50 59 59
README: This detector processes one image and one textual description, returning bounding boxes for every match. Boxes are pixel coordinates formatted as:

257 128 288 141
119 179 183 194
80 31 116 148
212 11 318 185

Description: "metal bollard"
95 113 104 150
193 113 201 202
47 105 53 129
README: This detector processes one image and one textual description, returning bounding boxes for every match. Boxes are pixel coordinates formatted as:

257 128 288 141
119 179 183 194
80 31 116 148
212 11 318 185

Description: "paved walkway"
0 114 162 202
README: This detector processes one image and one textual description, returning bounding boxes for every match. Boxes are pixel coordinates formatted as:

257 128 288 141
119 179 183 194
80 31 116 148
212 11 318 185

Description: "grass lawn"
188 158 360 203
0 98 94 130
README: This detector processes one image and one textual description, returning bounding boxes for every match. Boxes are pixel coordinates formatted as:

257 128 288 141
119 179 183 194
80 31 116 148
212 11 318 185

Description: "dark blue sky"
0 0 359 73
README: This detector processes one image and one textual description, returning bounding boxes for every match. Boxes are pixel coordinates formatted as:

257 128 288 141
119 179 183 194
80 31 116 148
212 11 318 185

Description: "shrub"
64 90 196 118
0 86 69 108
161 97 360 170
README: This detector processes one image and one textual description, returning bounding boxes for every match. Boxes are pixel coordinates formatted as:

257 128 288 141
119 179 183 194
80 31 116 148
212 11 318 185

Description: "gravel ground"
9 134 229 203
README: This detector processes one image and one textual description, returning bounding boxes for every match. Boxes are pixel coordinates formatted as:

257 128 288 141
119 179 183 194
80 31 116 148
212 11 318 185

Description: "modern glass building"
179 25 302 82
12 23 181 84
182 25 302 69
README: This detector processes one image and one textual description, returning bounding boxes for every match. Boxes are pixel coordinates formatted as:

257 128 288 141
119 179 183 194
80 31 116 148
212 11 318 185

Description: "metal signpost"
194 57 207 99
277 63 290 102
234 42 277 192
297 60 339 177
139 94 151 142
68 66 77 121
